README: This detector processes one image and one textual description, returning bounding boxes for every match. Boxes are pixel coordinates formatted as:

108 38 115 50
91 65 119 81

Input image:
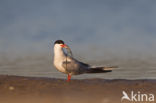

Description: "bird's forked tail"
86 66 117 73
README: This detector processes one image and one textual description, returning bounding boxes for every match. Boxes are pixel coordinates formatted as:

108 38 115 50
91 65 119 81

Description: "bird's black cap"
54 40 64 44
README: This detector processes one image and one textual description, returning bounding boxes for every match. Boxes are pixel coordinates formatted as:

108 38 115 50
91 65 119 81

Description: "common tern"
53 40 115 81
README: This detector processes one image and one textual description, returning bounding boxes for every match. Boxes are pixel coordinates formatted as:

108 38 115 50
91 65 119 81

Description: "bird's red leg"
67 74 71 82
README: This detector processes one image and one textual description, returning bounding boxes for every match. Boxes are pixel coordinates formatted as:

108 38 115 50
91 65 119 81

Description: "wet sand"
0 75 156 103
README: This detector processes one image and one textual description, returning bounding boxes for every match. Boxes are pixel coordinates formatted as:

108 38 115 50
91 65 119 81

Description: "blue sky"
0 0 156 59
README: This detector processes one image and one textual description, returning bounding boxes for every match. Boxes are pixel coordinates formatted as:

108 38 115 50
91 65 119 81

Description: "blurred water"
0 54 156 79
0 0 156 80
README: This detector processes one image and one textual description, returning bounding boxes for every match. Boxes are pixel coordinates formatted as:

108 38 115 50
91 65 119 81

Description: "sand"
0 75 155 103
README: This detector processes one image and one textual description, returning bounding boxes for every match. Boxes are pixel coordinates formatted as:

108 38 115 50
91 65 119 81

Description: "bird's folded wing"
62 60 79 71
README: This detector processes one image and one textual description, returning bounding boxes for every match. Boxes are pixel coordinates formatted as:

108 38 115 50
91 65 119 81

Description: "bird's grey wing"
62 58 89 74
62 60 80 74
78 61 90 67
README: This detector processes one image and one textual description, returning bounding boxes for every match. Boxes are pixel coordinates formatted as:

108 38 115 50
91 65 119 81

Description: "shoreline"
0 75 156 103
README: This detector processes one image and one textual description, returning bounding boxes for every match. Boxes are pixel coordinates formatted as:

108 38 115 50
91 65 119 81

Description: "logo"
121 91 155 102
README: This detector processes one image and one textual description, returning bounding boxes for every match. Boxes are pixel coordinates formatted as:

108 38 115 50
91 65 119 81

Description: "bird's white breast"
54 57 67 73
53 44 67 74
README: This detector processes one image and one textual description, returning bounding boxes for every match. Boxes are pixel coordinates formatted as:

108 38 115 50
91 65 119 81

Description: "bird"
53 40 116 82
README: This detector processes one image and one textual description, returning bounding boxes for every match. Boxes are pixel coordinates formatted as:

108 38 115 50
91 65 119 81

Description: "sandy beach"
0 75 155 103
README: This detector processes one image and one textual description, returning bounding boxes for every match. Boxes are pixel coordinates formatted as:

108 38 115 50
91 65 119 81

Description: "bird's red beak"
60 44 67 48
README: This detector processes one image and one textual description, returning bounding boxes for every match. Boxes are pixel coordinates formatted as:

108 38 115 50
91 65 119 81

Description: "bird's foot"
67 74 71 82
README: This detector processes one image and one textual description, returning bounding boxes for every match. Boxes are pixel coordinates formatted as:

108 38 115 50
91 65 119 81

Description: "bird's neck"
54 47 66 61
